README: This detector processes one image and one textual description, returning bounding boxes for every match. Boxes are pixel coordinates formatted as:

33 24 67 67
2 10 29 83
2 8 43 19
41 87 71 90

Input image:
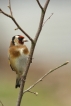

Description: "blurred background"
0 0 71 106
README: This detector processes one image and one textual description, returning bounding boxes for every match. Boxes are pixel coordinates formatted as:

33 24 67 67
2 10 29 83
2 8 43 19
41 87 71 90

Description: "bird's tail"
15 75 21 88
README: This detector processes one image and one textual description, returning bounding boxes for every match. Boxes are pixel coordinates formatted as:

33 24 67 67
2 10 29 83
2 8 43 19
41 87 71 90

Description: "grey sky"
0 0 71 62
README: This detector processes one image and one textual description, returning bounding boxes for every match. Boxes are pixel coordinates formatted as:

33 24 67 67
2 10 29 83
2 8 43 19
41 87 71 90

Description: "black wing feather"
10 64 14 71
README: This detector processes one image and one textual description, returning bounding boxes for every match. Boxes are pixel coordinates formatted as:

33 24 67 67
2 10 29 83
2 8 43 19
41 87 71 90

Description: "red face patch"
19 35 24 39
18 35 24 44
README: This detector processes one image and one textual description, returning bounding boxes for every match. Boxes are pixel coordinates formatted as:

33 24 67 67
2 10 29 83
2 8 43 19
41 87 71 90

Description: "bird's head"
12 35 28 46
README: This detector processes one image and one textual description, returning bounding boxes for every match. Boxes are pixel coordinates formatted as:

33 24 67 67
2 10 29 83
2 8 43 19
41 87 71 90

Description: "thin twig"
44 0 50 11
24 90 38 96
43 13 53 26
8 0 13 16
0 9 34 43
23 61 69 93
0 9 11 17
15 27 19 30
0 101 4 106
36 0 44 12
34 0 50 42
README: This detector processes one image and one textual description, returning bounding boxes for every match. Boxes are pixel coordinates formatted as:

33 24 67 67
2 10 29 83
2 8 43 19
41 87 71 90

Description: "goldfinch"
8 35 29 88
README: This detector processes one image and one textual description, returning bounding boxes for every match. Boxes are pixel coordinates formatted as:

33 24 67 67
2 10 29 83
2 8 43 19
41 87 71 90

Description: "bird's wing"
8 54 15 71
10 64 15 71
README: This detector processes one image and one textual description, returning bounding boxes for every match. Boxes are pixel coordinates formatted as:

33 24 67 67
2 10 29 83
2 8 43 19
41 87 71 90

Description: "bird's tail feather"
15 75 21 88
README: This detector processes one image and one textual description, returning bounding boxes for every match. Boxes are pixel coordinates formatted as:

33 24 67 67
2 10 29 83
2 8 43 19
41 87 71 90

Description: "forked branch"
23 61 69 94
43 13 53 26
0 1 34 43
8 0 13 16
34 0 50 42
16 0 50 106
36 0 44 12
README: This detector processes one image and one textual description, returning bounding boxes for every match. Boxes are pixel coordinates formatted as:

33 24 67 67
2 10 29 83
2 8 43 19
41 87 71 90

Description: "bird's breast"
15 52 28 74
9 47 28 74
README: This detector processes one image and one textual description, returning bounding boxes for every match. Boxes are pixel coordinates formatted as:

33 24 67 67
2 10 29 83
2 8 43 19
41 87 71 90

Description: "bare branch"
0 9 34 43
15 27 19 30
36 0 44 12
16 1 50 106
23 61 69 93
0 101 4 106
0 9 11 17
43 13 53 26
24 90 38 96
8 0 13 17
16 44 35 106
34 0 50 43
44 0 50 11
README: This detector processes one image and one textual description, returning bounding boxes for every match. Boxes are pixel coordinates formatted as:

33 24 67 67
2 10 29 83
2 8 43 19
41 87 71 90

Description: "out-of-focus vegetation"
0 78 63 106
0 56 71 106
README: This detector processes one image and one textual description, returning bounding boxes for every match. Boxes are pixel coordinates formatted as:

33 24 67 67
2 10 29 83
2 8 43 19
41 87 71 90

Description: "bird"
8 35 29 88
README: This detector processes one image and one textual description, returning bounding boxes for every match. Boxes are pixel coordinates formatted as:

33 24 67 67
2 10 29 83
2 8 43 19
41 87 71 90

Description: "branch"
0 101 4 106
15 27 19 30
23 61 69 93
0 9 34 43
34 0 50 43
16 1 50 106
36 0 44 12
25 90 38 96
43 13 53 26
8 0 13 16
0 9 11 17
16 44 35 106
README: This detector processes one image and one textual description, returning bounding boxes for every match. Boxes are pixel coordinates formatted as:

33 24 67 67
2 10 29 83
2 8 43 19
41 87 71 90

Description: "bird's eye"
18 37 22 41
18 36 24 41
18 36 24 44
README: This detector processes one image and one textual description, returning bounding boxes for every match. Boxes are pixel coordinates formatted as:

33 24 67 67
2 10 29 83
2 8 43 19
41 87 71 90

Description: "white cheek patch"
14 36 19 46
15 35 19 38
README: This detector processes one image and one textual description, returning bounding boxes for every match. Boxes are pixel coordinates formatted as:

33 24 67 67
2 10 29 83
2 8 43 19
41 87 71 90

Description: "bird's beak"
23 38 28 42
